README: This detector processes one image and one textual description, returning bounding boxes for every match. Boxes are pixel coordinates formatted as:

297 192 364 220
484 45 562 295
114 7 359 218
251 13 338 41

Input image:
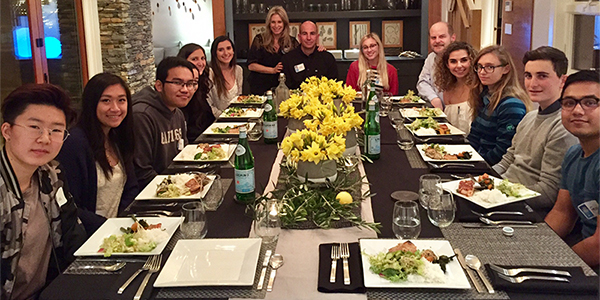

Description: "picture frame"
382 20 404 48
316 22 337 50
248 23 267 47
349 21 370 49
289 23 300 40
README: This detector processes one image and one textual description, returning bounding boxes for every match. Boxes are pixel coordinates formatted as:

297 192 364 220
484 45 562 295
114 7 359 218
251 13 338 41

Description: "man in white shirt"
416 22 456 108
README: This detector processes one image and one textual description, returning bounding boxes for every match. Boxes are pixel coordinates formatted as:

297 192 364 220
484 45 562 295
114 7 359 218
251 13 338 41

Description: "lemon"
336 191 353 205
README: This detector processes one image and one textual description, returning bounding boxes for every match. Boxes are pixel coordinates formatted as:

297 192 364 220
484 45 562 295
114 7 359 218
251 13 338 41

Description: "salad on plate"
98 217 168 257
407 118 451 135
235 95 264 104
156 173 211 198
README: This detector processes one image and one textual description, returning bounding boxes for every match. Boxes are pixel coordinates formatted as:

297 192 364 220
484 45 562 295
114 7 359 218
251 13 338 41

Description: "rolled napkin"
317 243 366 293
455 199 541 223
485 264 598 295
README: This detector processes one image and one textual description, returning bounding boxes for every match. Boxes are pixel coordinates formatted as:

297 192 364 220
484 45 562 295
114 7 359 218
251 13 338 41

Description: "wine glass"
254 199 281 244
392 200 421 239
419 174 442 209
427 189 456 227
181 202 208 239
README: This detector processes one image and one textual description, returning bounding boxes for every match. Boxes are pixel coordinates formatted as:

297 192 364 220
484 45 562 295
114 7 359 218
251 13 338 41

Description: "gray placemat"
155 241 277 299
64 259 126 275
405 146 428 169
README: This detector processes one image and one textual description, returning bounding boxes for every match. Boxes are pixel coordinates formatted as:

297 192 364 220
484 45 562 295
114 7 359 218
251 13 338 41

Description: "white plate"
203 122 255 136
408 123 465 137
74 217 183 256
154 238 262 287
390 96 426 104
173 144 236 162
219 108 264 118
360 239 471 289
135 174 216 200
417 144 484 162
400 108 447 118
441 175 541 209
231 95 267 104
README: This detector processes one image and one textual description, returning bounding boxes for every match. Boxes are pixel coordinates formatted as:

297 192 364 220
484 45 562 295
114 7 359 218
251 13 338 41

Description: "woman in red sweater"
345 33 398 95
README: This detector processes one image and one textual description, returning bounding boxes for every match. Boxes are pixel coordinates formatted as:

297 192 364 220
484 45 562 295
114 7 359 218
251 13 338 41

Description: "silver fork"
118 256 154 294
134 255 162 300
340 243 350 285
471 210 524 217
490 263 572 277
330 245 340 283
497 273 570 284
428 162 476 169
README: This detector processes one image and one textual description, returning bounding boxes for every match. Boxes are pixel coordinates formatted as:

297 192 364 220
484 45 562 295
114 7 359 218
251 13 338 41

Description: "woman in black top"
247 6 299 95
177 43 215 141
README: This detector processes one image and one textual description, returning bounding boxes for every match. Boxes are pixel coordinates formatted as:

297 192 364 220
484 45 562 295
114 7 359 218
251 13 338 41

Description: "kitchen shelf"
233 9 421 21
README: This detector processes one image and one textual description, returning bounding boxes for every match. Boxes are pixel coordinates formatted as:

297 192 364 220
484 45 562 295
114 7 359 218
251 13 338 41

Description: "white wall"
82 0 103 78
532 0 556 49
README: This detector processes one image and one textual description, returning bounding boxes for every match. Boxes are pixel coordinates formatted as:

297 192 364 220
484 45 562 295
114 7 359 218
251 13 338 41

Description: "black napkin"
456 199 541 223
485 264 599 295
317 243 366 293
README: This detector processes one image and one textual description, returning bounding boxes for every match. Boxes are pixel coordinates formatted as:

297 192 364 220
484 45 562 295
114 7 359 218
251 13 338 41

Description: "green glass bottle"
367 84 379 112
364 101 380 160
263 91 278 144
235 126 256 203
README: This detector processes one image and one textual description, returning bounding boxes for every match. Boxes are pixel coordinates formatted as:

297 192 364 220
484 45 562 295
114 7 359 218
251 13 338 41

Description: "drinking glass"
389 110 404 129
427 189 456 227
254 199 281 244
392 201 421 239
396 124 414 150
379 92 392 117
247 118 263 141
419 174 442 209
181 202 207 239
202 174 223 211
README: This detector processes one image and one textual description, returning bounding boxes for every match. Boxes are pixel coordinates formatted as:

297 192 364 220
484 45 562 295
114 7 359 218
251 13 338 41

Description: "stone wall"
97 0 155 93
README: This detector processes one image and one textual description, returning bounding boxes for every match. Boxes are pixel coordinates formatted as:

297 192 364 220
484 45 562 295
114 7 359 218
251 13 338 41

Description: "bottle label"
264 103 273 112
263 121 277 139
236 144 246 156
367 134 381 154
376 114 380 123
239 130 247 138
235 168 255 193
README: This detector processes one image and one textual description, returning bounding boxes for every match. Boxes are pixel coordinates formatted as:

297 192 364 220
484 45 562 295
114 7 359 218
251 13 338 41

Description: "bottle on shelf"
274 73 289 115
235 126 256 203
263 91 278 144
364 100 381 160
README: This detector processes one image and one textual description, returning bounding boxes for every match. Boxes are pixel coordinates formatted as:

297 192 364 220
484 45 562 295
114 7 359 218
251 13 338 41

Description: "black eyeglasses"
163 80 198 89
559 96 600 110
474 63 507 73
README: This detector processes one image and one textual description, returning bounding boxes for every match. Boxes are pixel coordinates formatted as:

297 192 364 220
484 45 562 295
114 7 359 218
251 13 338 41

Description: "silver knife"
489 263 572 277
462 224 537 228
256 250 272 290
454 248 485 293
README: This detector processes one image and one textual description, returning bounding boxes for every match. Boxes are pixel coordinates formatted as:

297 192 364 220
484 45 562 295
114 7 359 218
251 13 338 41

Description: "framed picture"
382 20 404 48
289 23 300 39
316 22 337 50
248 23 267 47
349 21 370 49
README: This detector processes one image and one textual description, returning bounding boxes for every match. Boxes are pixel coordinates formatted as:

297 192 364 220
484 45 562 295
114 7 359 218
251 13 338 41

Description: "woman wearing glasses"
207 35 243 116
467 45 532 165
177 44 215 141
57 73 138 236
345 33 398 95
434 41 477 134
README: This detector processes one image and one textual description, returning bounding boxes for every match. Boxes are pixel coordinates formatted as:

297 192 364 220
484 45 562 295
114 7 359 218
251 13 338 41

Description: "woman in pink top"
345 33 398 95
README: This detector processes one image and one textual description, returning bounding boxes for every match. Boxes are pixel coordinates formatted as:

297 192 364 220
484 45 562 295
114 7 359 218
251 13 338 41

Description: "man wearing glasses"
132 56 197 188
0 84 86 300
545 70 600 269
492 47 578 216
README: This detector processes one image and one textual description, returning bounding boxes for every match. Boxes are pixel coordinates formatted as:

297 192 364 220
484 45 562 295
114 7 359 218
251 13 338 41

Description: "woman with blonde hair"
434 41 477 133
467 45 532 165
247 6 299 95
345 32 398 95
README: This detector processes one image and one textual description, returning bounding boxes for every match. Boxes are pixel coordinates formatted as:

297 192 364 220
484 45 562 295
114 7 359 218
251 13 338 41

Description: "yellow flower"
301 141 326 164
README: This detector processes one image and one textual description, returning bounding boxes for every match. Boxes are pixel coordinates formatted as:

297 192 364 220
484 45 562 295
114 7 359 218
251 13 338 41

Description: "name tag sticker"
294 63 305 73
178 139 185 151
56 187 67 207
577 200 598 220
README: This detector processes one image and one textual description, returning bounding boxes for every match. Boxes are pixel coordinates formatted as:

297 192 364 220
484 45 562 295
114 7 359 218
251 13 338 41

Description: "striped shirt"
467 93 527 165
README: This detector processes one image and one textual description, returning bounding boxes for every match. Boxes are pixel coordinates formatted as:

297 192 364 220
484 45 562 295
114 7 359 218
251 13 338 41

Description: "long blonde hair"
357 33 389 90
469 45 532 120
260 6 294 54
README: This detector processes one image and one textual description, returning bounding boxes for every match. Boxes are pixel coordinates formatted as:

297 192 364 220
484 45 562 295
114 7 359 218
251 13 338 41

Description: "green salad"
497 179 529 197
366 250 425 282
408 117 439 131
418 108 444 117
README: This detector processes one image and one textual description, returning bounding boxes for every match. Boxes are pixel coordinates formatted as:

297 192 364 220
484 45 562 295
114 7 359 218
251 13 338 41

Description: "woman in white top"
207 35 243 117
434 41 477 133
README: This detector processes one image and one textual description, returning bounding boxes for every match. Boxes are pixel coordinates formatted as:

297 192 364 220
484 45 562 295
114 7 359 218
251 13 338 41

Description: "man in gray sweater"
132 57 197 188
493 47 578 216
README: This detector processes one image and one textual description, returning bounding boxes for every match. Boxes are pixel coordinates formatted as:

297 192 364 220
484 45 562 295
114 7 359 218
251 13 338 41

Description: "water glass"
419 174 442 209
379 92 392 117
203 174 223 211
427 189 456 227
254 199 281 244
392 201 421 239
181 202 207 239
396 124 414 150
247 118 263 141
389 110 404 129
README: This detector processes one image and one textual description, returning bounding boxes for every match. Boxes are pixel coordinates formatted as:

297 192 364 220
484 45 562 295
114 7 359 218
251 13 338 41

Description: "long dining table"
41 105 598 300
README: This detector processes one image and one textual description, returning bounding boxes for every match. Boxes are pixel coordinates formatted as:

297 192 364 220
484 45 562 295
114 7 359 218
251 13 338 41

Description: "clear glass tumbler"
427 189 456 227
419 174 442 209
396 124 414 150
247 118 263 141
181 202 208 239
254 199 281 244
379 92 392 117
392 200 421 239
203 174 224 211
